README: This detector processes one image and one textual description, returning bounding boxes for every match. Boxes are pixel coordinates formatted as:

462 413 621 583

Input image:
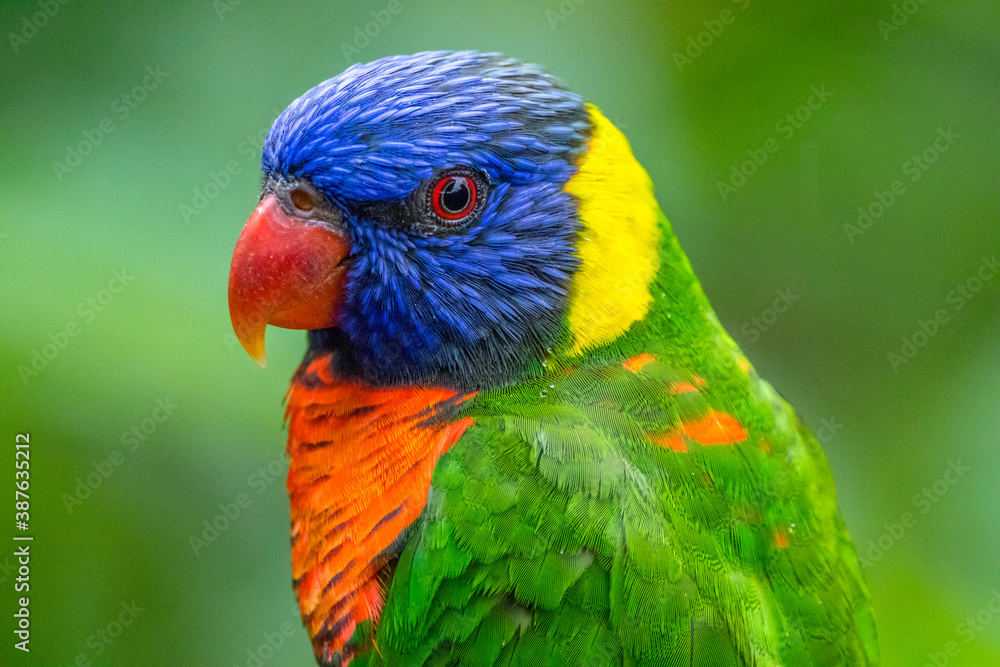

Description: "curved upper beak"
228 194 350 366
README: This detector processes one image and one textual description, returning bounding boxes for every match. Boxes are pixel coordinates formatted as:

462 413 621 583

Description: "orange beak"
228 194 351 366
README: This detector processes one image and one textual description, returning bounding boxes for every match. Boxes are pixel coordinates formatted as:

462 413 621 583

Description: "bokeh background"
1 1 997 665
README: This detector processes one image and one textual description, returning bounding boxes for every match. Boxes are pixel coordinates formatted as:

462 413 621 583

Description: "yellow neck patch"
564 105 661 355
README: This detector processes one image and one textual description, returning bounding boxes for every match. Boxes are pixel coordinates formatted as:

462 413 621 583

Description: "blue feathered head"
230 51 594 387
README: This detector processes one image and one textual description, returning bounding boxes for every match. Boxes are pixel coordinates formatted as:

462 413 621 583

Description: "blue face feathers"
261 51 592 388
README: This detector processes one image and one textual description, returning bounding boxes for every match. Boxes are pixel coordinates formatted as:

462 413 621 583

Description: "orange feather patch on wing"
623 353 656 373
682 411 748 445
284 354 474 665
774 528 790 549
652 411 748 451
656 432 688 452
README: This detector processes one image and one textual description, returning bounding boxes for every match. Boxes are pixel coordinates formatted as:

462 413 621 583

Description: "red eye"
431 174 477 221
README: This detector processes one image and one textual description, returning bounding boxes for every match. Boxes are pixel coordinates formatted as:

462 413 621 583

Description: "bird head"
229 51 662 388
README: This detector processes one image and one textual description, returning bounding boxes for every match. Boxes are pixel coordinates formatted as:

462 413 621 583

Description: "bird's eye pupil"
441 179 469 212
290 188 315 212
431 174 477 221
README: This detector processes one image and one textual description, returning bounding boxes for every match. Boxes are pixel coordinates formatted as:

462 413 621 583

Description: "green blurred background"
1 1 997 665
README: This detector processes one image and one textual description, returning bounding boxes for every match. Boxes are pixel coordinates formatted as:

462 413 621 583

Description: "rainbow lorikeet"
228 51 878 667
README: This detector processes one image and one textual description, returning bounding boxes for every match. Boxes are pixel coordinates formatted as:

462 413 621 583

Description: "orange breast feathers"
284 353 474 665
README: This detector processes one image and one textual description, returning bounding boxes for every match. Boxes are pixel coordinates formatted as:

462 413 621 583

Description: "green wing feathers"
356 350 878 666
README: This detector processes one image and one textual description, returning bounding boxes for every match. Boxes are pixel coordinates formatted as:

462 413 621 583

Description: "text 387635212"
14 433 32 653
